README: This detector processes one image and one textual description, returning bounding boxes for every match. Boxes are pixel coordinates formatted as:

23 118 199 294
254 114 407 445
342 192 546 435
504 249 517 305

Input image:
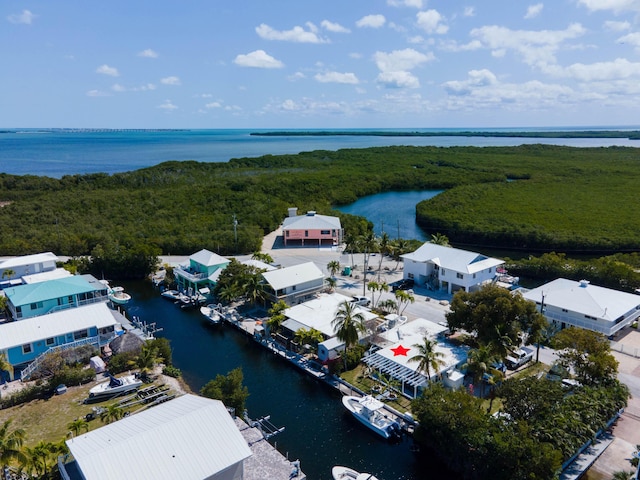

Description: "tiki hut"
109 332 144 355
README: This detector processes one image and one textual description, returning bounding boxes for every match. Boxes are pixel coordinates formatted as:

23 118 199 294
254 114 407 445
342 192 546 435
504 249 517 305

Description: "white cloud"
234 50 284 68
161 76 181 85
604 20 631 31
578 0 640 13
387 0 425 8
112 83 156 92
618 32 640 48
314 71 360 84
157 100 178 110
416 10 449 34
7 9 34 25
441 39 483 52
96 64 119 77
205 102 222 108
524 3 544 19
111 83 126 92
349 52 363 59
86 89 110 97
464 6 476 16
442 69 498 94
138 49 159 58
288 72 306 81
564 58 640 81
356 14 386 29
377 71 421 88
374 48 434 72
470 23 586 69
256 23 328 43
321 20 350 33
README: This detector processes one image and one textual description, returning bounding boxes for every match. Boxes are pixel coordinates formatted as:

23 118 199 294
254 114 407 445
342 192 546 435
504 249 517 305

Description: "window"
304 230 309 237
562 308 568 313
473 273 476 279
68 296 73 303
408 273 414 279
31 303 38 310
292 285 297 291
441 269 446 276
46 337 55 346
285 230 289 237
22 344 32 354
73 329 89 340
456 273 464 279
321 230 330 235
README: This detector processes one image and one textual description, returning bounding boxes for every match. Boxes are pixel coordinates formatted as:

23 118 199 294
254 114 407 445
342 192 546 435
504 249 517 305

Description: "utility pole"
233 214 238 254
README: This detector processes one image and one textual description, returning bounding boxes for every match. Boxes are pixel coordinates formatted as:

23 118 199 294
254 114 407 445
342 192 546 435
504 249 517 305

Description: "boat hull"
89 375 143 398
332 466 379 480
342 395 400 440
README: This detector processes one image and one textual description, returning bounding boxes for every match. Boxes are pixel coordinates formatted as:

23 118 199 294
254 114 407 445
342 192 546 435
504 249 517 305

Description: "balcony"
174 266 207 283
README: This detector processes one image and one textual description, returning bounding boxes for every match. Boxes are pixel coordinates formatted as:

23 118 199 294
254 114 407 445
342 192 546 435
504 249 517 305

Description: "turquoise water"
335 190 443 241
1 128 639 178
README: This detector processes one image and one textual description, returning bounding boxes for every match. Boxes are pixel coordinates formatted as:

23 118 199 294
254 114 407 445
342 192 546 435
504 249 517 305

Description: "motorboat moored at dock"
200 304 221 325
108 286 131 305
341 395 401 440
160 289 181 301
332 466 379 480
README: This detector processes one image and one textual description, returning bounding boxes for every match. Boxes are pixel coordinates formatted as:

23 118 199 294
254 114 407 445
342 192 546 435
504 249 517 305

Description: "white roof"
401 242 504 274
66 394 252 480
22 268 73 284
242 259 277 271
189 249 229 267
283 292 377 338
0 303 118 351
0 252 58 269
365 318 468 386
522 278 640 322
282 212 341 231
262 262 323 291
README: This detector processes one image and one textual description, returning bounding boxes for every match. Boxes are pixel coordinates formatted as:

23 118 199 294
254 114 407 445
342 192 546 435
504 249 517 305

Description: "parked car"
505 347 534 370
351 295 371 307
392 279 414 292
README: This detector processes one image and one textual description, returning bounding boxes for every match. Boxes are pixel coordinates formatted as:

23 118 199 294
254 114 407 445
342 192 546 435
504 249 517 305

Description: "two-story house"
262 262 324 305
282 208 343 247
173 249 230 294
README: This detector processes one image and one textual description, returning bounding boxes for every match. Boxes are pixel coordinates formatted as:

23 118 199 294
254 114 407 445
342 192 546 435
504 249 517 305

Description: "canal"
119 280 456 480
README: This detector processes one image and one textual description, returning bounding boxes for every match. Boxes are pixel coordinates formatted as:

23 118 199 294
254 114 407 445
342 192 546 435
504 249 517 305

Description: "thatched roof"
109 332 144 354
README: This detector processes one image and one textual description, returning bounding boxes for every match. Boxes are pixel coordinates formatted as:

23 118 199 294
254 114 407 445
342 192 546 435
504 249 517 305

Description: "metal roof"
22 268 73 284
282 212 341 231
262 262 323 291
0 252 58 269
4 275 105 306
66 394 252 480
189 249 230 267
522 278 640 321
401 242 504 274
0 303 118 351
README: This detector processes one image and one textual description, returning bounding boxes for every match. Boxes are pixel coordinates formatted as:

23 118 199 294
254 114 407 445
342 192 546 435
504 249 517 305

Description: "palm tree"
100 403 125 424
343 232 358 268
325 276 337 292
376 232 391 281
463 345 497 397
136 344 159 376
367 281 379 308
243 273 267 306
67 418 89 437
332 301 366 350
1 268 15 281
430 233 450 246
408 337 445 384
391 238 410 270
378 299 398 315
394 289 415 316
21 441 64 479
266 300 288 336
251 251 274 264
294 328 324 353
0 419 26 469
327 260 341 278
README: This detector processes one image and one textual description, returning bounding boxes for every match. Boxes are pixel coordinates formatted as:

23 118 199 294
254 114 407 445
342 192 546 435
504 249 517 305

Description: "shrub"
0 383 49 409
49 366 95 388
107 352 137 374
162 365 182 378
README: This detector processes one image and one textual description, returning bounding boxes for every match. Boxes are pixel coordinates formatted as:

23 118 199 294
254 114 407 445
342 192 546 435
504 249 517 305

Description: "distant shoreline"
251 130 640 140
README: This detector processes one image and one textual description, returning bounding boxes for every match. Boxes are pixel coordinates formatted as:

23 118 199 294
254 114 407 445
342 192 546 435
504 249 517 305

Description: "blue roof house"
0 303 120 380
174 249 230 294
3 275 108 321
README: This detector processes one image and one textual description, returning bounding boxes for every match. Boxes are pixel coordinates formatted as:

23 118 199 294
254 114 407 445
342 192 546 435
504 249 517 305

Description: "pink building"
282 208 343 247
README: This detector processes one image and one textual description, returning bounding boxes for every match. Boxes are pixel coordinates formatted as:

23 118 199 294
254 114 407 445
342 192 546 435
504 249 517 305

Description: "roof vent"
306 211 316 216
579 279 590 287
287 207 298 218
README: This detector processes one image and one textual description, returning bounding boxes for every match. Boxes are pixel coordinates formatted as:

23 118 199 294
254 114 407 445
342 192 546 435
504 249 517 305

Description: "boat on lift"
342 395 401 440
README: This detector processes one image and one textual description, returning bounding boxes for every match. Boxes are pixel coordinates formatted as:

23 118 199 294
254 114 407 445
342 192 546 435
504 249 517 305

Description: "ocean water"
1 128 639 178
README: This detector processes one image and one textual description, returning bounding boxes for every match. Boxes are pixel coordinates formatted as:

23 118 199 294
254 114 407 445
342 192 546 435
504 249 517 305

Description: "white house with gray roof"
401 243 504 294
282 208 342 247
262 262 324 305
521 278 640 337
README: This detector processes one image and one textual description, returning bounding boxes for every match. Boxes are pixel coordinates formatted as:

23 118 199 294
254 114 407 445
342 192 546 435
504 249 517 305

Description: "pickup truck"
505 347 534 370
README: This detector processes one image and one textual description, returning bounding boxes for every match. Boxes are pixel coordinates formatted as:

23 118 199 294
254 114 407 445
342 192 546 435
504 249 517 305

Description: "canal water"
334 190 443 242
119 280 456 480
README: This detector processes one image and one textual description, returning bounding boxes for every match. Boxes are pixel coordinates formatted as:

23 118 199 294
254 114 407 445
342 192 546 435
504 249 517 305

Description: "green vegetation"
2 145 639 265
200 367 249 414
251 130 640 139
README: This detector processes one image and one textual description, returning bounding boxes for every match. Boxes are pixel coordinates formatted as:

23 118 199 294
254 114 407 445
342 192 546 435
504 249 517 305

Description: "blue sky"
3 1 640 128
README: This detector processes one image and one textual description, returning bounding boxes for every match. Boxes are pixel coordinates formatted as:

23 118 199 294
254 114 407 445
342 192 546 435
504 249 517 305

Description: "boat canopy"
108 375 123 388
359 395 385 411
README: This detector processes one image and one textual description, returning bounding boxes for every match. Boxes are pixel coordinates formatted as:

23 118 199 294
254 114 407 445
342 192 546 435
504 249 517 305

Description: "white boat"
108 286 131 305
161 289 181 301
89 374 142 398
200 304 221 325
342 395 401 440
332 466 379 480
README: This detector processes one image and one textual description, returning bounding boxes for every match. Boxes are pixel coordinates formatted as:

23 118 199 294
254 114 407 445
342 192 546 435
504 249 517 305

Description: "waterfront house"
0 303 119 380
521 278 640 337
0 252 61 288
280 292 378 346
261 262 324 305
174 249 230 294
401 243 504 294
62 394 253 480
3 275 108 321
363 318 468 398
282 208 343 247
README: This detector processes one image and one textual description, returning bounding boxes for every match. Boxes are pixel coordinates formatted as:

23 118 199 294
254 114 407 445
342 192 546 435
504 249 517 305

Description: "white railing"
174 267 207 282
45 295 108 315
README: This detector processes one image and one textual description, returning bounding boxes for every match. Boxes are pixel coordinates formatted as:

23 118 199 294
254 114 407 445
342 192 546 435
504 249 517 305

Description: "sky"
3 0 640 129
